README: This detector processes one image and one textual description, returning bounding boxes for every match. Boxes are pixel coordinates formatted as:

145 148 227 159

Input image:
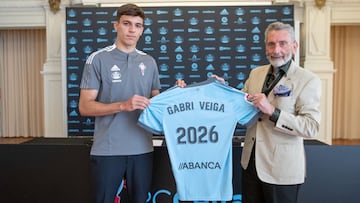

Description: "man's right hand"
175 80 187 88
122 95 151 111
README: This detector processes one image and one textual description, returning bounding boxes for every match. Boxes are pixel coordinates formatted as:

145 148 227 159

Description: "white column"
41 4 67 137
303 2 334 144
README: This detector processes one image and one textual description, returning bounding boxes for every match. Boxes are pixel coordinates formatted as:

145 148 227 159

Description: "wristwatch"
269 107 281 123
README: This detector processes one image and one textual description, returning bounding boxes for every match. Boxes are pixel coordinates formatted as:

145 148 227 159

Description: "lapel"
256 65 271 93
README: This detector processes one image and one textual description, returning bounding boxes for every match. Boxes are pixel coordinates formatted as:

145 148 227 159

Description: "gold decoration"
49 0 61 14
315 0 326 9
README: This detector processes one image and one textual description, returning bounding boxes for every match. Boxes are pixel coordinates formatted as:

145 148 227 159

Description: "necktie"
262 68 283 96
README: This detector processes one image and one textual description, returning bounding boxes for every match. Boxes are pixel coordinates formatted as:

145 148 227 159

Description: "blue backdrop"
65 5 294 136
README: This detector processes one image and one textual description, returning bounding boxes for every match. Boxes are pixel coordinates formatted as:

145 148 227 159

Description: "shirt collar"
270 60 292 77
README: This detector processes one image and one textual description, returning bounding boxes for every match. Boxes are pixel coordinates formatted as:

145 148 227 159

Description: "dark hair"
116 3 145 21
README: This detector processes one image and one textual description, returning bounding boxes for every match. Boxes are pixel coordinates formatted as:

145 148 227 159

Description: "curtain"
0 29 46 137
331 26 360 139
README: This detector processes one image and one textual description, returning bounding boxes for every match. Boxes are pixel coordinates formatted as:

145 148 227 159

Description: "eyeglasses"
266 41 291 49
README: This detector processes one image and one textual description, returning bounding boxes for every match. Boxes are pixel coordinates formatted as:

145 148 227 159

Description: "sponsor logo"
178 161 221 170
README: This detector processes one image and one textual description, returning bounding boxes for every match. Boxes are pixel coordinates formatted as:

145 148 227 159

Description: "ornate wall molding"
331 3 360 24
1 0 359 141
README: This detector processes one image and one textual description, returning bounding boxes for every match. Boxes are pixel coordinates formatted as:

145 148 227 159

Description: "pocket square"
274 84 291 96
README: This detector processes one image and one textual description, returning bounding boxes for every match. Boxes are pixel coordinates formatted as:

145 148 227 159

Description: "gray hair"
264 22 295 43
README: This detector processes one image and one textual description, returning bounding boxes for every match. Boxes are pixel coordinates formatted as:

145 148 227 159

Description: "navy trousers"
91 152 153 203
241 147 301 203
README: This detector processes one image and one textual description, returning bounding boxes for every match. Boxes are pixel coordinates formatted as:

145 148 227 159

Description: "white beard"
267 53 292 68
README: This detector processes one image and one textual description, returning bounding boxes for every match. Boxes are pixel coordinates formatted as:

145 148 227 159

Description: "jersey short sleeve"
138 78 260 201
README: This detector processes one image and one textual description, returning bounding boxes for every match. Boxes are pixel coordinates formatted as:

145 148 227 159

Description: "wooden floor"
0 137 360 145
332 138 360 145
0 137 33 144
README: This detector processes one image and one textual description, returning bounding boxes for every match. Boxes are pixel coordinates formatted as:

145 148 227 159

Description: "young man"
241 22 321 203
79 3 161 203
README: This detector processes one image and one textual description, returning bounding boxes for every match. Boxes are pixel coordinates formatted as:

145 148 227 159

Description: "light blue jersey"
138 78 260 201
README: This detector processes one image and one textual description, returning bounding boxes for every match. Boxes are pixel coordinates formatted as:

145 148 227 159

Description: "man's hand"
211 74 225 84
122 94 151 111
175 79 187 88
247 93 275 116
